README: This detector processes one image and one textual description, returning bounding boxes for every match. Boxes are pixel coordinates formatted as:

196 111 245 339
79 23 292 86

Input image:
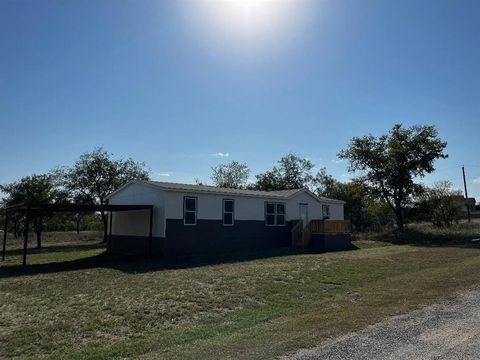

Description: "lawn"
1 227 480 359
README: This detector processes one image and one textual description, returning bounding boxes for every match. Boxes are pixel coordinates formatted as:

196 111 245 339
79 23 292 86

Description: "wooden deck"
291 219 351 247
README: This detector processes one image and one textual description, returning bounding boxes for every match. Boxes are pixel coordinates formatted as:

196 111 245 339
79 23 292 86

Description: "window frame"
183 196 197 226
322 204 330 220
222 199 235 226
265 202 286 226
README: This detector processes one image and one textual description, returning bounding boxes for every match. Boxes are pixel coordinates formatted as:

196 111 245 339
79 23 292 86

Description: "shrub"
416 181 462 227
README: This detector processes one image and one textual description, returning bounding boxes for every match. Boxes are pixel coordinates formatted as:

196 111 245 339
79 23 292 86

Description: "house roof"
109 180 345 204
143 180 303 198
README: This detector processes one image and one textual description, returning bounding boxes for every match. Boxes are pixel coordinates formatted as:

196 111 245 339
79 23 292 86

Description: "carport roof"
5 203 153 213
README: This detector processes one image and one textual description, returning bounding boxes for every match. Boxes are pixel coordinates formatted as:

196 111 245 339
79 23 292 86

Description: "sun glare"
190 0 306 50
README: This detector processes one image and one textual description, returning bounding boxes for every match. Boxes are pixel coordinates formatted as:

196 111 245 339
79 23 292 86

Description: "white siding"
163 191 266 220
109 182 166 237
163 189 344 221
285 191 344 221
108 183 345 238
328 202 344 220
286 192 321 220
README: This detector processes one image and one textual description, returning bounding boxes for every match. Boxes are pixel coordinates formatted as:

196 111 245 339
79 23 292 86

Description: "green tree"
61 147 150 242
314 169 372 230
0 206 5 239
339 124 448 232
418 181 462 227
211 161 250 189
362 200 396 230
253 153 315 191
0 174 57 247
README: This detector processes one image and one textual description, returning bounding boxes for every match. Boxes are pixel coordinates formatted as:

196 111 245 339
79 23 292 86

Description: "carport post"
148 207 153 257
22 210 30 266
108 211 113 253
2 212 8 261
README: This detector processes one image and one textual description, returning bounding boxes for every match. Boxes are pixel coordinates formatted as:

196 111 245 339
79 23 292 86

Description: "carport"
2 203 154 266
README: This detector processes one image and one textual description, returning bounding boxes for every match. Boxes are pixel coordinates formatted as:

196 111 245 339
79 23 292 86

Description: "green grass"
1 229 480 359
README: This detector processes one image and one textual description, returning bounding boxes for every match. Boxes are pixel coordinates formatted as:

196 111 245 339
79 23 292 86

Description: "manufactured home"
107 181 351 258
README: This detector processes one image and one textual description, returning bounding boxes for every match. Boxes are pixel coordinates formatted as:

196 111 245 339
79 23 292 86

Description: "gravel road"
284 289 480 360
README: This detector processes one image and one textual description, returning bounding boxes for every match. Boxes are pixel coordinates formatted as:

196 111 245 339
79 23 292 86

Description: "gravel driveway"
284 289 480 360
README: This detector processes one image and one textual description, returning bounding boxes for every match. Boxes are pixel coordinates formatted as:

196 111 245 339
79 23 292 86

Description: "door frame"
299 203 309 227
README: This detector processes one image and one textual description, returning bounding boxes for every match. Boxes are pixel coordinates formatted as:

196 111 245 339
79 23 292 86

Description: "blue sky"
1 0 479 198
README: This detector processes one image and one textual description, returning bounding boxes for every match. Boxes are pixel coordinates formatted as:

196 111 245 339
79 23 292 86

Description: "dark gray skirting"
309 233 354 252
110 219 293 259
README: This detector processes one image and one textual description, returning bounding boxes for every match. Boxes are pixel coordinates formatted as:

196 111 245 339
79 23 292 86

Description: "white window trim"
184 196 197 226
265 202 286 226
322 204 330 220
222 199 235 226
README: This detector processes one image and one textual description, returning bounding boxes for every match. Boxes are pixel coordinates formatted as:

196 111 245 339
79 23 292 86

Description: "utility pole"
462 166 471 223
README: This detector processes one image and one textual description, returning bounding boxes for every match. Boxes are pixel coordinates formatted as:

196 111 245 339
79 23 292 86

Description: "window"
223 199 234 226
265 202 286 226
266 203 275 225
322 205 330 220
184 196 197 225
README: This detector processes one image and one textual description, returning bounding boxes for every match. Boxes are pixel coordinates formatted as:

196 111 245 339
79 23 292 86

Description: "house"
107 181 351 259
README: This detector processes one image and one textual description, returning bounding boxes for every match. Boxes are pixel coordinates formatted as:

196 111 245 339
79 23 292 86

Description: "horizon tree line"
1 124 457 238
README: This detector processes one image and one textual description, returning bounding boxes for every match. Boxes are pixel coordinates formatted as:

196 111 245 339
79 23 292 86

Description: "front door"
299 203 309 227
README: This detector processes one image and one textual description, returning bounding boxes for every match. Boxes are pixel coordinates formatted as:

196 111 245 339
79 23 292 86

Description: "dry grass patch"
1 233 480 359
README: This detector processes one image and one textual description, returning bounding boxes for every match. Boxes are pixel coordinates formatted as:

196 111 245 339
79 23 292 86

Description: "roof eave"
109 181 345 203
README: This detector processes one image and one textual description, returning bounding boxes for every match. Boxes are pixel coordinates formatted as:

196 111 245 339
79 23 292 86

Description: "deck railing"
307 219 352 234
291 219 351 247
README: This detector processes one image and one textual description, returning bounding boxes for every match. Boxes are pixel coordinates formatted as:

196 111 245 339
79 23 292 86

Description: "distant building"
463 197 477 212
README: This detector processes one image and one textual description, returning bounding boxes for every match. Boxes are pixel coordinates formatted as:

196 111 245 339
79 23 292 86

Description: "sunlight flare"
190 0 307 49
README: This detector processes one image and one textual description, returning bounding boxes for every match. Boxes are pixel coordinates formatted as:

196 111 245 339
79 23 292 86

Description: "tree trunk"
13 218 18 239
395 206 404 232
76 215 80 234
35 216 43 249
16 217 24 238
